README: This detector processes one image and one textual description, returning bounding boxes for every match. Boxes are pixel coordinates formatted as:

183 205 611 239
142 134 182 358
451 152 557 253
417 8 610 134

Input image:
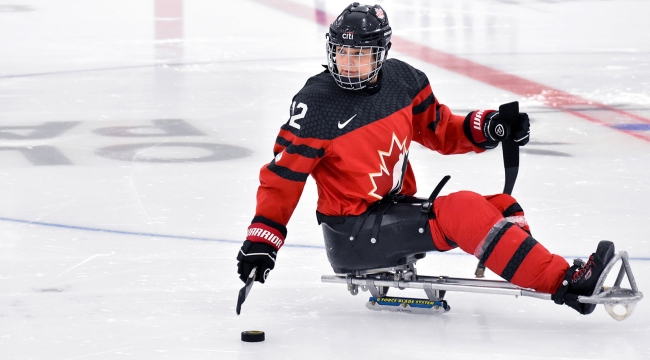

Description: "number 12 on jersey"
289 102 308 130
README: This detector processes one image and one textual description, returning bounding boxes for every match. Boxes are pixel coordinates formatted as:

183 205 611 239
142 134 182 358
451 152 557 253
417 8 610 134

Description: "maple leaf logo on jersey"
368 133 409 200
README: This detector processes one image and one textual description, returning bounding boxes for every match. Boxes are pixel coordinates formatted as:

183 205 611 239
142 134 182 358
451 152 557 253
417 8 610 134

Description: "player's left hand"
237 240 277 284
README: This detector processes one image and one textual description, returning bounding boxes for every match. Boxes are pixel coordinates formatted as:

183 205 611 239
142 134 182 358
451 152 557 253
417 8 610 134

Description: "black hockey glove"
464 109 530 148
237 240 277 284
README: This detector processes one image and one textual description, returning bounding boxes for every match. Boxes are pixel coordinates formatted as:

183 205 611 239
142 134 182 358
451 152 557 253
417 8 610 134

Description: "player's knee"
486 193 524 215
445 191 489 211
494 193 517 206
435 191 503 253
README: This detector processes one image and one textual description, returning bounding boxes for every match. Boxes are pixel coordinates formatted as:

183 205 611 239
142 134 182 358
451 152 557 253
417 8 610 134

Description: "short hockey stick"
475 101 520 278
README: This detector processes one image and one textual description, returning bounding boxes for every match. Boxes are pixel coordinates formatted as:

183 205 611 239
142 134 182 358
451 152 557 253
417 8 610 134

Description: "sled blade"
366 296 450 315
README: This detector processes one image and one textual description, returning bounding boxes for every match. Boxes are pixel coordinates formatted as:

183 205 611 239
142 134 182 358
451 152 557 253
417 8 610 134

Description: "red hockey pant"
429 191 569 294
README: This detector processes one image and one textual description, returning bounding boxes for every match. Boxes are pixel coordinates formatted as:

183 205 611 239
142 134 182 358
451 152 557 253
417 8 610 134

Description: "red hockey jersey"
254 59 484 229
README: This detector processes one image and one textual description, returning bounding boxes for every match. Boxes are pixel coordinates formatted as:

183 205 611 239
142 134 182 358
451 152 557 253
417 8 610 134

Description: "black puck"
241 330 265 342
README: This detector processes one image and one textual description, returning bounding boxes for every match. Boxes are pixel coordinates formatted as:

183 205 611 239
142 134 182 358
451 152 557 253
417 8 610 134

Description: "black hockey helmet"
326 3 392 90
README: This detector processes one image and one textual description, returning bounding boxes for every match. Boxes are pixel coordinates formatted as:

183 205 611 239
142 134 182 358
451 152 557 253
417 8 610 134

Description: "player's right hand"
486 110 530 146
237 240 277 283
465 109 530 148
510 112 530 146
483 111 510 142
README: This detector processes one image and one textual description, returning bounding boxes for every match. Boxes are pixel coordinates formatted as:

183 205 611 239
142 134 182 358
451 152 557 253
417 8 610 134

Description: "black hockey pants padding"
318 196 438 274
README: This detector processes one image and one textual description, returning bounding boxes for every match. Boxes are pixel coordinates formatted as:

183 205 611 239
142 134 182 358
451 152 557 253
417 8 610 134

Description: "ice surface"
1 0 649 359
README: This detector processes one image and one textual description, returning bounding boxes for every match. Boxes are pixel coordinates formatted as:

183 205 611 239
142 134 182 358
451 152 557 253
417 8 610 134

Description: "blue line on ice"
1 216 648 261
0 216 324 249
612 124 650 131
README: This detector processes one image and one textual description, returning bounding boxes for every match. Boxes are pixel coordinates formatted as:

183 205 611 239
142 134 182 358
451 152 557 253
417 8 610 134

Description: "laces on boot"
572 256 594 283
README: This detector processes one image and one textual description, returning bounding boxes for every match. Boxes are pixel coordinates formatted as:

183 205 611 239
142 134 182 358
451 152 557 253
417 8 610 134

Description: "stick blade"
236 267 257 315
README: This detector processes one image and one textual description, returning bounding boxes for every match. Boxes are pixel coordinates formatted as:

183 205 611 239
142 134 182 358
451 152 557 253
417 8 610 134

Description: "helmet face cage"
326 38 386 90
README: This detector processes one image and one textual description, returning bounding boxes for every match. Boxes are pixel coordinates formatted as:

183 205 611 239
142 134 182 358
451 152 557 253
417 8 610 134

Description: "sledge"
321 250 643 320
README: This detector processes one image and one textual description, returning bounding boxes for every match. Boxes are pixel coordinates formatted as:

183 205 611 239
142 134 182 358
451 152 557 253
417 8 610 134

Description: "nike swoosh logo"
338 114 357 129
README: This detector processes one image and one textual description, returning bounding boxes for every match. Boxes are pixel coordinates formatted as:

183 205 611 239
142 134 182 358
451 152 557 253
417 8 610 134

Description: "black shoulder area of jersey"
280 59 431 140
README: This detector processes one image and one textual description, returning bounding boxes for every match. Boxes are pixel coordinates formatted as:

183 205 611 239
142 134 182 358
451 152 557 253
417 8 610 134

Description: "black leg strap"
420 175 450 230
552 262 581 305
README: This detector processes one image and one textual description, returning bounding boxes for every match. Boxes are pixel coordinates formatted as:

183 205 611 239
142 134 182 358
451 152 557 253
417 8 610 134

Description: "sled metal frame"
321 251 643 320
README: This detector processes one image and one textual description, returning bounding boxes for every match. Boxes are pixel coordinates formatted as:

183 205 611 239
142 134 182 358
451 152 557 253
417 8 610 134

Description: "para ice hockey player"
236 2 616 315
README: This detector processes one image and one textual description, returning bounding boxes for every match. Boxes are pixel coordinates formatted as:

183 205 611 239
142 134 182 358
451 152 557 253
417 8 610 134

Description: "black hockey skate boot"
552 240 615 315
